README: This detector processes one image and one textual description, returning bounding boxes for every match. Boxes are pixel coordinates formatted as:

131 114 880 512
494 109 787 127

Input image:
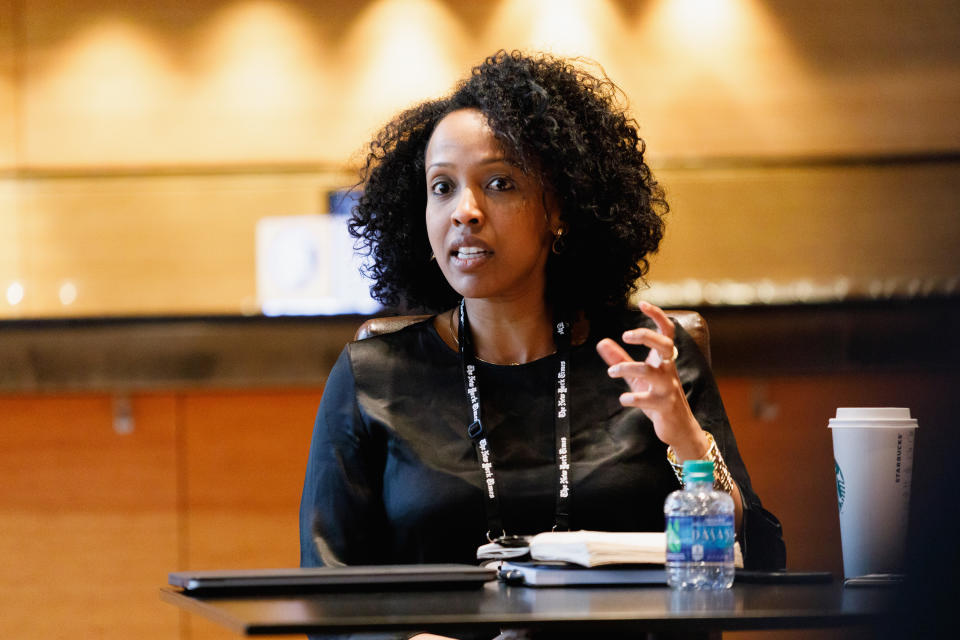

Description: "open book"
529 530 743 568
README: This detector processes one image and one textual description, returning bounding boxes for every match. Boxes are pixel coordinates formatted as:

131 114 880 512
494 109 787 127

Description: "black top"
300 311 785 571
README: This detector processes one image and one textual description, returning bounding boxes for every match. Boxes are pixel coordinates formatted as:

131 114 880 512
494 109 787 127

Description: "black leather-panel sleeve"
299 347 390 568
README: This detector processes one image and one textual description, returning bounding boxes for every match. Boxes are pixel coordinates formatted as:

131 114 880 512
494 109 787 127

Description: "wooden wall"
4 0 958 167
2 369 954 639
1 0 959 318
0 389 320 640
0 393 181 639
2 1 959 638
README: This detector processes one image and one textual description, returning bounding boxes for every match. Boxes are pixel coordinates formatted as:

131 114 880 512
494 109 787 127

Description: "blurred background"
1 1 958 639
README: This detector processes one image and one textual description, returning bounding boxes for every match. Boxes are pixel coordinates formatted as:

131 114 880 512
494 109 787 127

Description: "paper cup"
829 407 917 580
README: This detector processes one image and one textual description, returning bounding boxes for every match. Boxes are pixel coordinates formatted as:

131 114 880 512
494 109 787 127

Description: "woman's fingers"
638 300 675 338
596 337 632 367
608 360 676 398
621 328 674 363
619 383 674 407
619 390 655 407
622 302 676 363
600 303 703 454
600 301 681 409
606 361 650 378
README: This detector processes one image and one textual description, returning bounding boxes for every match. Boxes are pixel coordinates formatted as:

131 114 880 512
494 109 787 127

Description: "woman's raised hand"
596 301 709 461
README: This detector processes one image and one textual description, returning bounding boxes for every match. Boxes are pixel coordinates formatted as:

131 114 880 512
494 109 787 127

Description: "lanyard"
457 299 572 540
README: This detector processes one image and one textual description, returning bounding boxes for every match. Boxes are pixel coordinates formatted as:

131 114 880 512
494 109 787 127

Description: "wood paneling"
14 170 350 317
651 161 960 285
2 0 959 318
0 180 21 300
2 368 953 639
4 158 958 318
0 0 15 169
0 388 320 640
181 389 320 515
181 388 321 639
0 393 179 639
12 0 960 165
717 372 954 575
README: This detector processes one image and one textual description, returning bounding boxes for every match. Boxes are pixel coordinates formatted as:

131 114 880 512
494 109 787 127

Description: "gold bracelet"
666 431 736 495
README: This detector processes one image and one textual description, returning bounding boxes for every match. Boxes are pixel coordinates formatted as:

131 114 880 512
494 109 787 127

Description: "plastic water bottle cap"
683 459 714 482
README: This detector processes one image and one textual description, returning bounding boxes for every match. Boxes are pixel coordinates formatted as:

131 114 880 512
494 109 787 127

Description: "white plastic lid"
836 407 911 420
828 407 917 428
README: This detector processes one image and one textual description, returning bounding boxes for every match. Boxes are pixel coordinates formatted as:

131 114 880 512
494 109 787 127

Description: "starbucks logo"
835 460 845 512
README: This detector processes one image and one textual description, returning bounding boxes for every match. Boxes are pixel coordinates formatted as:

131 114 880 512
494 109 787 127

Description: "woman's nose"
451 187 483 227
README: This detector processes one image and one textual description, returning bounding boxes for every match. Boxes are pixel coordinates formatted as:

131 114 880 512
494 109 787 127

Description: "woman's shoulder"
346 315 452 370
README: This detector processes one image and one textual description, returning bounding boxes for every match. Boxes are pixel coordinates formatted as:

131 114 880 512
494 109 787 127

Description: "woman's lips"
449 244 493 270
453 246 492 259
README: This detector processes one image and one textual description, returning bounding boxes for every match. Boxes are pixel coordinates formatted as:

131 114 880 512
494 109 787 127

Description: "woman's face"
425 108 558 304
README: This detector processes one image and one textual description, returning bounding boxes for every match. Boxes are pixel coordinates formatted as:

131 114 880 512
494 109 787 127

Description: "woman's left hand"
596 301 709 461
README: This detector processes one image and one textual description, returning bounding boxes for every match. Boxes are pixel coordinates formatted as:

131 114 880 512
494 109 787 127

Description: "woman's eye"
488 177 513 191
430 180 452 196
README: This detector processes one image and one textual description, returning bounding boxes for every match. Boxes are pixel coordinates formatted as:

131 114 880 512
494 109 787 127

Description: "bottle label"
666 514 735 563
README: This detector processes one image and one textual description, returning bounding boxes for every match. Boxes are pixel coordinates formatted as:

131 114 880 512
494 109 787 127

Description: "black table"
161 581 897 636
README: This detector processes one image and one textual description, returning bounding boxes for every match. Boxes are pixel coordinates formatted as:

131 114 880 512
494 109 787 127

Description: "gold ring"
661 344 679 364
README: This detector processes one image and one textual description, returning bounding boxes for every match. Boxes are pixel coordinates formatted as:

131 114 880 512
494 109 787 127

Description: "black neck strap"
457 299 572 540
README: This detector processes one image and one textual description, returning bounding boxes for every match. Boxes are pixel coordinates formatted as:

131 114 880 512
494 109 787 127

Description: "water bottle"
664 459 735 589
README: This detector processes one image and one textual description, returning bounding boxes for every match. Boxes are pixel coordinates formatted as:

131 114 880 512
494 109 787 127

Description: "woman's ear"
541 188 562 233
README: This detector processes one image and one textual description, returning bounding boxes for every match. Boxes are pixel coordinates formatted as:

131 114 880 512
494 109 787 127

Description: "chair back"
355 309 711 367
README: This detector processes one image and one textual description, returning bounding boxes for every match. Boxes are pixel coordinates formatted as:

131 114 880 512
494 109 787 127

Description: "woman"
300 50 784 631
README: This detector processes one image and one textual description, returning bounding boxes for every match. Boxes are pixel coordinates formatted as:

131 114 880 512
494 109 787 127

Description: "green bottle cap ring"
682 459 714 482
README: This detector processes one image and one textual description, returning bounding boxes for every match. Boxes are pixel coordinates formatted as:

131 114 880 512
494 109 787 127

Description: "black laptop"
169 564 497 593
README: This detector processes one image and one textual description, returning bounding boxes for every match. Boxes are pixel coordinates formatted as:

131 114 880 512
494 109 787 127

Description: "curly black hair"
349 50 668 315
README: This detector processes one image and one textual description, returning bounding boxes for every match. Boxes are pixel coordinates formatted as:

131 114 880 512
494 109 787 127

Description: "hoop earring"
429 252 436 262
551 226 567 255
